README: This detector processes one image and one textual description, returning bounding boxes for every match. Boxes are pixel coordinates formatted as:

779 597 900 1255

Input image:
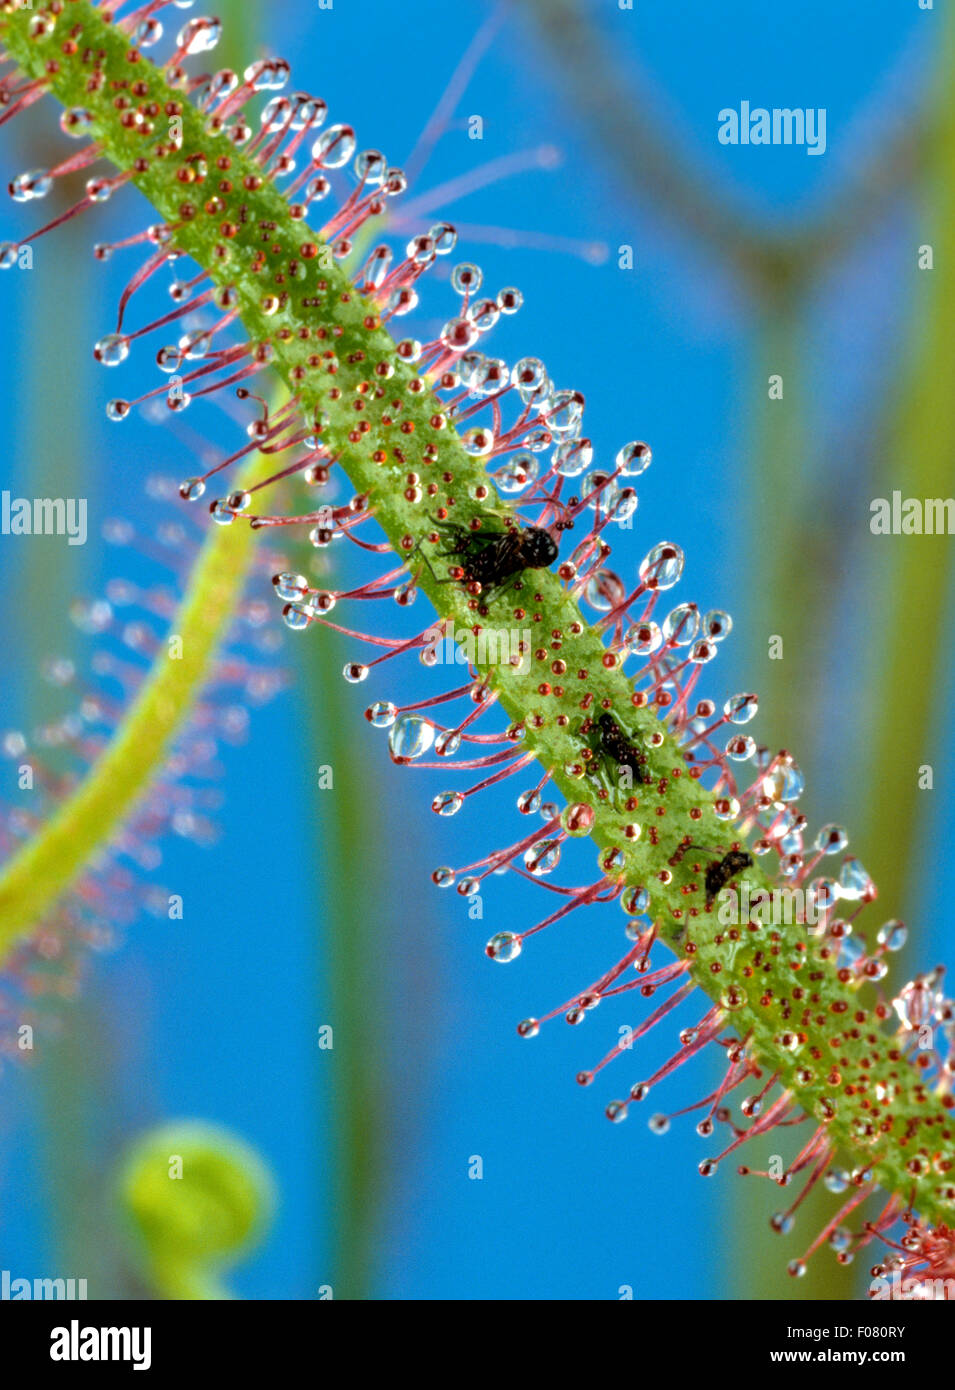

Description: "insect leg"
408 539 456 587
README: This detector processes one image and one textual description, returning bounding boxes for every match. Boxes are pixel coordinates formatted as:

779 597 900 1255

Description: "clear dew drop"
662 602 699 646
60 107 94 138
834 939 867 973
467 297 500 332
493 453 538 494
440 317 477 353
9 168 52 202
553 438 593 477
342 662 368 684
600 847 626 874
468 355 503 393
725 734 755 761
205 68 239 104
724 692 758 724
406 233 435 266
814 822 849 854
621 885 650 914
451 262 483 295
877 919 907 952
272 572 308 602
176 16 223 55
561 803 594 836
179 477 206 501
639 541 685 591
548 389 584 438
93 333 130 367
86 177 114 204
511 356 546 397
616 440 652 476
434 729 461 757
607 487 638 524
157 345 183 373
584 570 626 612
523 428 552 453
808 877 838 916
703 609 733 641
462 426 495 458
624 621 662 656
259 95 291 132
305 174 332 203
429 222 457 255
366 701 397 729
779 759 805 801
311 124 356 169
181 329 213 360
291 94 327 131
133 16 164 47
486 931 522 963
524 839 561 876
431 791 464 817
648 1114 670 1135
517 1018 539 1039
690 639 716 665
828 1227 852 1254
388 714 435 762
282 604 311 631
837 856 873 901
761 759 805 804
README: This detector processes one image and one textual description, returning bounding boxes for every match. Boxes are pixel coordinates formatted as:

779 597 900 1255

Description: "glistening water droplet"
388 714 434 763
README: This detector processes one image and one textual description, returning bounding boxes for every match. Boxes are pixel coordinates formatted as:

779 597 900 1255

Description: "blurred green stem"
854 5 955 942
298 625 387 1300
0 456 259 952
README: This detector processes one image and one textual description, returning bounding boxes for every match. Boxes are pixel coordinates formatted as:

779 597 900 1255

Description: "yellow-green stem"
0 458 259 949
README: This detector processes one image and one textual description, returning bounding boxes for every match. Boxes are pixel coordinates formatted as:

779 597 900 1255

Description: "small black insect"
665 841 754 907
596 713 656 787
703 849 753 909
418 517 558 600
579 711 655 806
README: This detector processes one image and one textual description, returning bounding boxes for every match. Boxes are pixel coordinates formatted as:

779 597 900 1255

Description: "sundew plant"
0 0 953 1301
